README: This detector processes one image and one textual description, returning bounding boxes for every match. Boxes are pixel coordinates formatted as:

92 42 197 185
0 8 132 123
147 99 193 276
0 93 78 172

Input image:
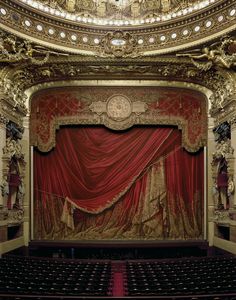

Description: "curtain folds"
34 126 204 240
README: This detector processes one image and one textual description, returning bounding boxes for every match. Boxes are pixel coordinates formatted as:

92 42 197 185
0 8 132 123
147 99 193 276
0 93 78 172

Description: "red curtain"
165 147 204 238
34 126 204 240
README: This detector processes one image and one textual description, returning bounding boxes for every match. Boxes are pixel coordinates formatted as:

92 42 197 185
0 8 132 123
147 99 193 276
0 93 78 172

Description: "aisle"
112 261 126 297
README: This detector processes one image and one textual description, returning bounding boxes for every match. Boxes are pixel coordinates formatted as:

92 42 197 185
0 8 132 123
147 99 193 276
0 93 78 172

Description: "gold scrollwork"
99 31 139 58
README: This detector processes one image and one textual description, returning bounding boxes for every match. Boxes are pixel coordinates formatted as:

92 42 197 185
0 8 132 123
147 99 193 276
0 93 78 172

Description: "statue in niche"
216 156 229 210
7 156 21 210
3 122 25 210
212 139 234 210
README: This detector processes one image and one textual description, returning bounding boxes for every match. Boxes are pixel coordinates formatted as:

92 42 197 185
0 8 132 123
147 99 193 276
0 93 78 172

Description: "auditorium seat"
1 255 236 298
0 256 112 297
125 256 236 297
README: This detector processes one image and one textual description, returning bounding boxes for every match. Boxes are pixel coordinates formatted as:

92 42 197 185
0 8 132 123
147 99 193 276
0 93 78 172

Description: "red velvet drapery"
34 126 204 240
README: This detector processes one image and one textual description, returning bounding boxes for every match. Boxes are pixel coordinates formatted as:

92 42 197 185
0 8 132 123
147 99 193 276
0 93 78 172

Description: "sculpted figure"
66 0 76 12
177 37 236 70
131 1 141 18
97 0 107 17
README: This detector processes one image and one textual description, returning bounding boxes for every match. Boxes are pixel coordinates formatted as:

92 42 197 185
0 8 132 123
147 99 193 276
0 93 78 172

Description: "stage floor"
25 239 209 260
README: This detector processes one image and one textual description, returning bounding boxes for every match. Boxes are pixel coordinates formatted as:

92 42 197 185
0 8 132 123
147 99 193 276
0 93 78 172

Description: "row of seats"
0 256 112 296
1 255 236 298
125 256 236 297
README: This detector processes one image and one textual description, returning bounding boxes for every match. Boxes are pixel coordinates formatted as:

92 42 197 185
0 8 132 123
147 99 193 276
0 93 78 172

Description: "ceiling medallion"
100 30 138 57
107 94 132 120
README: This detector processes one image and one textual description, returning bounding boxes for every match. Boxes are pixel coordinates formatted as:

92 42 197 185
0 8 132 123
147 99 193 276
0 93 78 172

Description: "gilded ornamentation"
0 78 27 110
214 210 230 223
26 0 200 20
3 138 24 160
9 62 191 90
0 1 235 57
107 95 132 120
99 31 138 58
0 114 9 125
90 95 147 121
202 70 235 114
212 139 234 161
7 209 24 224
0 31 68 65
177 36 236 71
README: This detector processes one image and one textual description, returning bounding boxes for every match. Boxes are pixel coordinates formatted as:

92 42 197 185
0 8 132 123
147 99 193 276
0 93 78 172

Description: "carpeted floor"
112 261 125 296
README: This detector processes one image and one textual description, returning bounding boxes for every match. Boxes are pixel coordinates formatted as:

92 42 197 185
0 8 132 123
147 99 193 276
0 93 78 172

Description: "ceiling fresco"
17 0 220 26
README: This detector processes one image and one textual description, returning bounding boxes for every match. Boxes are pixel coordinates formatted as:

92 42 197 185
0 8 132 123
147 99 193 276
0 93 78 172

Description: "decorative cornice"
1 44 235 117
3 58 211 89
0 0 235 56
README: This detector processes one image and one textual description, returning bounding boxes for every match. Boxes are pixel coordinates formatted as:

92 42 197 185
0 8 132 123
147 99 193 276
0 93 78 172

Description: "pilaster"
0 114 8 208
207 116 216 246
229 116 236 208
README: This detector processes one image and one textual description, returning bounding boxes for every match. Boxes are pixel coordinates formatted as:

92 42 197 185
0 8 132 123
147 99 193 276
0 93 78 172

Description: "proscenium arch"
28 80 209 241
